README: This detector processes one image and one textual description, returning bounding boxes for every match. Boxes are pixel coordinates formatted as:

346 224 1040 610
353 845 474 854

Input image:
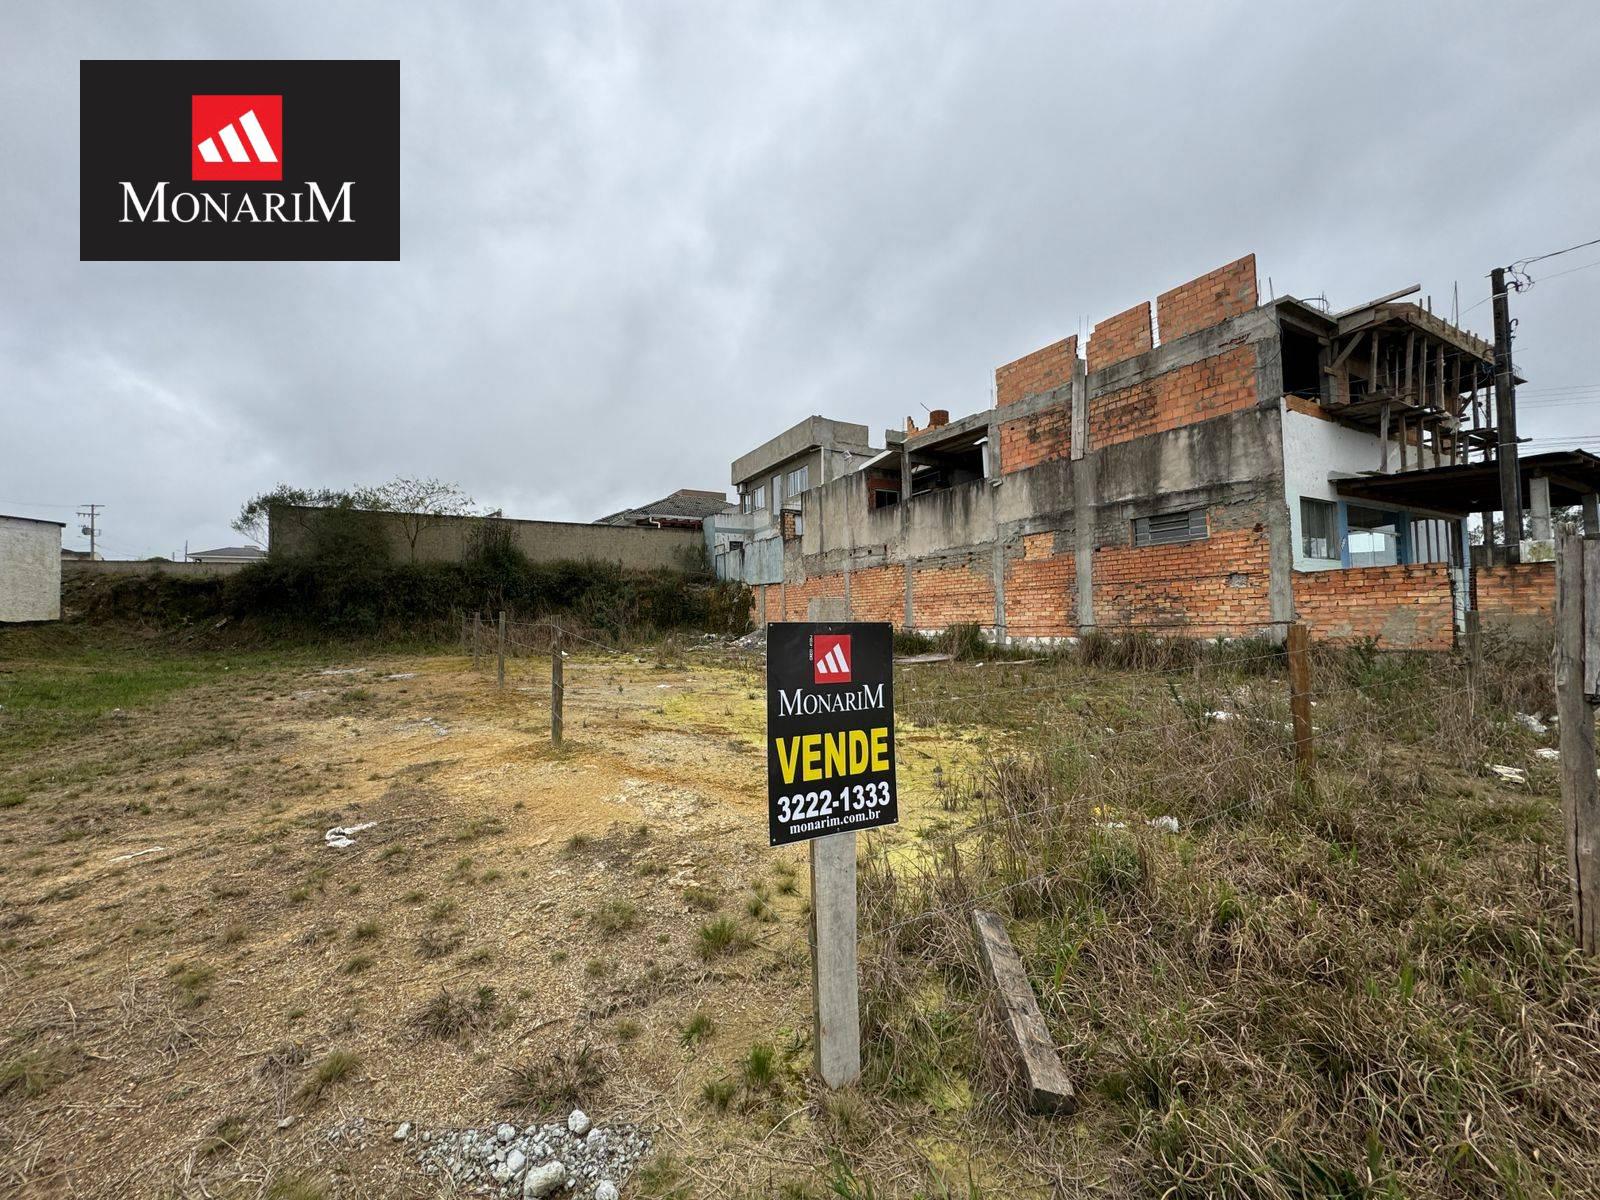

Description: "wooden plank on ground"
971 908 1073 1112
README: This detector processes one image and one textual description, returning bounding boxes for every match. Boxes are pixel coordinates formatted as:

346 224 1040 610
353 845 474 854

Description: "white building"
0 514 65 622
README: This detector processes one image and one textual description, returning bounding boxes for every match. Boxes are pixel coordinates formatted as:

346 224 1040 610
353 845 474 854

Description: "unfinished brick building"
712 254 1599 648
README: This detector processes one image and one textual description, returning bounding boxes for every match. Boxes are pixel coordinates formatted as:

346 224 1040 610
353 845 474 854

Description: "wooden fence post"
1465 609 1482 716
472 612 481 666
1555 530 1600 953
1286 622 1315 793
809 830 860 1087
551 625 564 746
497 611 506 689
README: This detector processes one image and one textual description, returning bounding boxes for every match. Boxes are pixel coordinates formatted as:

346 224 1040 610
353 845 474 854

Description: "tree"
232 484 352 549
353 477 477 562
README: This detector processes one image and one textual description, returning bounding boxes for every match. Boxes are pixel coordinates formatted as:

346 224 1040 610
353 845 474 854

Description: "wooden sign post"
1555 530 1600 953
766 622 898 1088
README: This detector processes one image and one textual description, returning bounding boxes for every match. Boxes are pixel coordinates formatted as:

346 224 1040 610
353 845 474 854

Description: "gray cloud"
3 1 1597 556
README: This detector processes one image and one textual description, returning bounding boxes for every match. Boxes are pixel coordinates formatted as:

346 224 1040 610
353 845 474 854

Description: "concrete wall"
0 516 62 622
268 506 703 572
63 559 249 579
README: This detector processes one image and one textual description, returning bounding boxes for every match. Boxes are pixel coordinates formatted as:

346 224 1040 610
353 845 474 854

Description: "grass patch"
167 960 215 1008
503 1043 608 1113
678 1010 716 1048
415 986 498 1041
298 1051 359 1101
590 899 639 936
695 917 753 962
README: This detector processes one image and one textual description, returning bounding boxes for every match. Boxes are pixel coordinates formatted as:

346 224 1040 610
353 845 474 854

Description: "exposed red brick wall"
778 572 845 622
1156 254 1257 343
999 404 1072 474
1293 565 1454 650
1092 525 1273 635
1004 532 1075 637
1088 344 1257 450
996 335 1077 407
1088 301 1153 373
910 560 995 629
849 564 906 625
1474 563 1555 629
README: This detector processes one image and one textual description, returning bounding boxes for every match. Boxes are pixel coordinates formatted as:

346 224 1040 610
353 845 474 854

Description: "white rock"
567 1109 591 1136
498 1123 517 1143
1516 713 1550 736
277 1116 296 1130
1148 815 1180 834
1489 764 1530 785
1535 747 1561 762
506 1149 526 1175
523 1162 566 1197
595 1184 620 1200
393 1122 411 1141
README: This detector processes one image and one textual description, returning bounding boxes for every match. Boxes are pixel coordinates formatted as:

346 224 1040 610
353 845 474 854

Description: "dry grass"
860 629 1595 1196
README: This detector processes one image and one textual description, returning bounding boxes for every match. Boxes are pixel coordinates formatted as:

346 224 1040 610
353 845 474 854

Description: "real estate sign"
766 622 898 846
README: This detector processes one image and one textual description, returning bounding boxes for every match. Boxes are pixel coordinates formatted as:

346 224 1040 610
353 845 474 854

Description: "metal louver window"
1133 508 1207 547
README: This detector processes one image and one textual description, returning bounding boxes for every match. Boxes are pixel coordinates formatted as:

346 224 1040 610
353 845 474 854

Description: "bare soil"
0 643 978 1199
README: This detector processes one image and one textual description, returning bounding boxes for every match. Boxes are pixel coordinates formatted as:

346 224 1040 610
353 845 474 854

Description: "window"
786 464 810 496
1133 508 1207 547
772 474 783 507
794 513 804 536
1300 498 1337 559
740 490 751 514
753 484 767 510
1346 504 1399 567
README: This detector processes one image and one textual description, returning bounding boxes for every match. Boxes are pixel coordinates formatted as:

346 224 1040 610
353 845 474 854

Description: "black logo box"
80 60 399 262
766 622 898 847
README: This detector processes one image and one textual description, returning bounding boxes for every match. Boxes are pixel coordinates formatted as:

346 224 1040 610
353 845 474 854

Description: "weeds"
695 917 753 962
590 899 639 936
503 1043 608 1113
415 986 498 1041
298 1051 359 1100
678 1011 715 1048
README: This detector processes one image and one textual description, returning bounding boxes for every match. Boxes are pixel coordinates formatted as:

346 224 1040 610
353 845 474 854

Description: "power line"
1510 234 1600 272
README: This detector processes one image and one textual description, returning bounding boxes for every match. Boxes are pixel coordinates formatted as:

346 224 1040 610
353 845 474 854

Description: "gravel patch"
414 1110 647 1197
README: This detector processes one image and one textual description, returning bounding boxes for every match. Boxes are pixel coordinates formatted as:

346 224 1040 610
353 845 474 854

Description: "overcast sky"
3 2 1598 558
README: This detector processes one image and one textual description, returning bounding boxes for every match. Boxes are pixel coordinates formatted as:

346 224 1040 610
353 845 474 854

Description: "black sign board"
766 622 898 847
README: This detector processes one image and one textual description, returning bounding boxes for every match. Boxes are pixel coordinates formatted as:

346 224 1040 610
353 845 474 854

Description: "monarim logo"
81 60 398 261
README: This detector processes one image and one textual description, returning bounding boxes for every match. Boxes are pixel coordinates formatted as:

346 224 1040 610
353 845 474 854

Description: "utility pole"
1491 267 1523 563
77 503 102 559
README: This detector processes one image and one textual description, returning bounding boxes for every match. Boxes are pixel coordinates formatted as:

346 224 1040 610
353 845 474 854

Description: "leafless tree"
354 477 477 562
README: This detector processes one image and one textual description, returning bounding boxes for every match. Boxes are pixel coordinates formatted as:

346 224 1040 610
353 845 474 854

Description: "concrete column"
1530 474 1553 542
1072 458 1096 630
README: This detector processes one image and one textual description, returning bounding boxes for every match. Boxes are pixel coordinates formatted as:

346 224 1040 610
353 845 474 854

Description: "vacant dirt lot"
0 635 981 1199
4 627 1594 1199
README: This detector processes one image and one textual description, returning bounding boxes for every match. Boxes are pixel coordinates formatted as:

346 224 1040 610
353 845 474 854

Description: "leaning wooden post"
550 625 564 746
810 831 860 1087
472 612 482 666
497 611 506 689
1286 621 1316 794
1555 530 1600 953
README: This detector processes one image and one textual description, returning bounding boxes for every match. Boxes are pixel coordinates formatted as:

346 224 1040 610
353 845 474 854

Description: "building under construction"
709 254 1596 648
